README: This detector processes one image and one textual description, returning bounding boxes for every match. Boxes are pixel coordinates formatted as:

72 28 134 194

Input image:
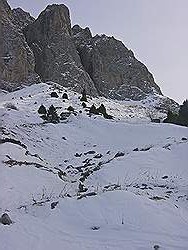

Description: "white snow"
0 82 188 250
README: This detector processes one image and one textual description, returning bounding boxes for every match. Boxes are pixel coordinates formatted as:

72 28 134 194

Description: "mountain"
0 82 188 249
72 25 162 100
0 0 177 108
23 4 97 96
0 0 188 250
12 7 35 29
1 2 187 249
0 0 40 91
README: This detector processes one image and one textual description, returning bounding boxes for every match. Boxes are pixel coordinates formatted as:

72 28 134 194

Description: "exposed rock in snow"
0 213 12 225
0 82 187 249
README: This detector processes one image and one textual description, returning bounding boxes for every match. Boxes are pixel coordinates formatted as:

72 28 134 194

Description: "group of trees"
80 89 113 119
38 104 60 124
38 89 113 123
39 90 187 126
89 104 113 119
164 99 188 127
50 91 69 99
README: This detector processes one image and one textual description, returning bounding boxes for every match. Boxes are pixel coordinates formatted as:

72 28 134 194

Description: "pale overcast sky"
8 0 188 103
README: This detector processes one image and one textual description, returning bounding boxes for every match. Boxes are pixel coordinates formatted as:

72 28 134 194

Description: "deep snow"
0 83 188 250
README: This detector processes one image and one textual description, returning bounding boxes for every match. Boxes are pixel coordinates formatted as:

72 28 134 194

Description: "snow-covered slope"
0 83 188 250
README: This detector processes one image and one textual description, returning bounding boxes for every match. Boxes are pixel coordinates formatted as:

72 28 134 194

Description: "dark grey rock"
75 153 82 157
0 2 178 109
51 201 58 209
72 25 162 100
84 150 96 155
60 111 71 120
153 245 160 250
12 7 35 29
114 152 125 158
0 0 40 91
23 4 97 96
133 148 139 152
93 153 103 159
181 137 187 141
0 213 12 225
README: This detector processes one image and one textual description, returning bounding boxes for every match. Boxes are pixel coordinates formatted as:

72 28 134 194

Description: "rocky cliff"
12 7 35 29
0 1 176 105
72 25 162 100
0 0 40 91
23 4 97 95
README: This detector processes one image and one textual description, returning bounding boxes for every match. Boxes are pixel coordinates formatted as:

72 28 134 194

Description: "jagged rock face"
12 7 35 29
0 2 174 105
24 4 97 96
73 25 162 100
0 0 40 91
72 25 92 45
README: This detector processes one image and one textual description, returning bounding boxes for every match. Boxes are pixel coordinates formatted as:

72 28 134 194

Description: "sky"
8 0 188 104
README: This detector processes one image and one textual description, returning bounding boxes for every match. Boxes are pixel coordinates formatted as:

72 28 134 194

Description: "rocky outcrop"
72 25 162 100
0 0 40 91
23 4 97 96
0 1 176 106
0 213 12 225
12 7 35 29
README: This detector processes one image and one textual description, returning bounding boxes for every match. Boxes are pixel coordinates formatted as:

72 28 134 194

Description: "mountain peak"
12 7 35 29
23 4 97 95
0 1 172 103
37 3 71 36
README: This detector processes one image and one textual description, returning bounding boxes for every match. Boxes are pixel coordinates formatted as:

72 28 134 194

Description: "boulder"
0 213 12 225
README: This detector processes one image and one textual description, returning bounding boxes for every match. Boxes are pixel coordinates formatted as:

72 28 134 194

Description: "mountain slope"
1 0 177 108
0 0 40 91
72 25 162 100
23 5 97 96
0 83 188 250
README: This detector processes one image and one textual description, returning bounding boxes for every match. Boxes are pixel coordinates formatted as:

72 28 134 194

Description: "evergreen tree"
103 112 113 119
163 110 178 124
178 99 188 126
50 92 59 98
47 105 59 123
97 104 113 119
38 104 47 115
89 104 99 115
62 93 68 99
97 104 107 115
67 106 74 112
80 89 87 102
82 102 87 108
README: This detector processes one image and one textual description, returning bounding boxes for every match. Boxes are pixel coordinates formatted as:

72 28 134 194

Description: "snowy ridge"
0 82 188 250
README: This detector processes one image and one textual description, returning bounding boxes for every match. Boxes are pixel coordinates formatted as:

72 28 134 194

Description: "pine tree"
47 105 59 123
97 104 107 115
67 106 74 112
38 104 47 115
62 93 68 99
89 104 99 115
97 104 113 119
82 102 87 108
50 92 59 98
80 89 87 102
163 110 178 124
178 99 188 126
